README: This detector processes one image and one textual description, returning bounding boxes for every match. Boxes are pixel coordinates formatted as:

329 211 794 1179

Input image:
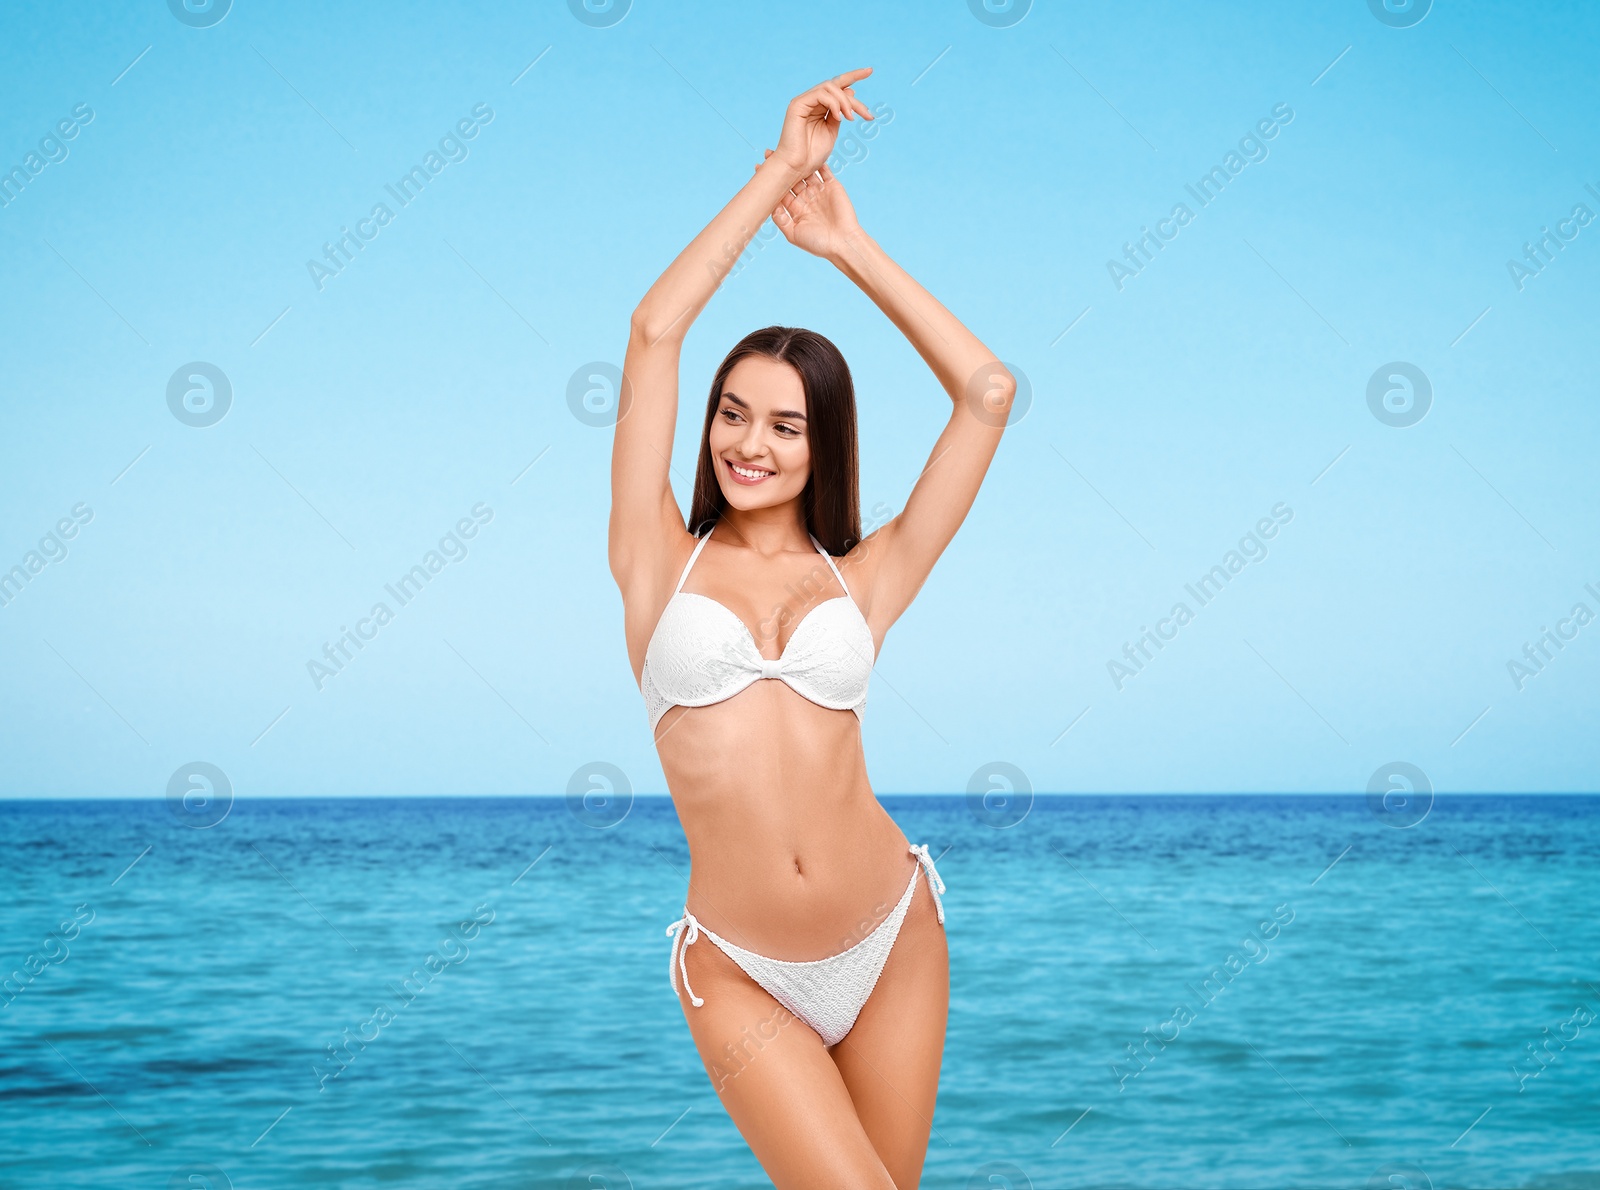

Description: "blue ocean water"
0 794 1595 1190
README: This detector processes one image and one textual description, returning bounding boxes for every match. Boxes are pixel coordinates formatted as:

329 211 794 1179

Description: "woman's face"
707 355 811 511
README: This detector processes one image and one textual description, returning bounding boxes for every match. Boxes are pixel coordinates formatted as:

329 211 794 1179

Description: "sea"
1 794 1596 1189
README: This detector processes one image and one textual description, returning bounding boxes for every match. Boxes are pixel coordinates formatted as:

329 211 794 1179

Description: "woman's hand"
772 68 874 176
766 155 862 261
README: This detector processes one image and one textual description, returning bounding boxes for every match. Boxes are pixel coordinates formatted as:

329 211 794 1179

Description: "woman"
609 68 1015 1187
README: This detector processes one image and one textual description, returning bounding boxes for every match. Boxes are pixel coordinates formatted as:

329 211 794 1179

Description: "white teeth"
729 462 773 479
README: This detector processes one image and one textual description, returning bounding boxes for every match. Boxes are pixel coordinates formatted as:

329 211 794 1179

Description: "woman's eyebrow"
721 391 808 421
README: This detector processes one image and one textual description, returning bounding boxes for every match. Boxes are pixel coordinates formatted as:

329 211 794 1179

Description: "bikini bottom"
665 843 946 1047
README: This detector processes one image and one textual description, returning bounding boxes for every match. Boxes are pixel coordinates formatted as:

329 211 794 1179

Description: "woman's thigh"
828 871 950 1189
675 932 897 1189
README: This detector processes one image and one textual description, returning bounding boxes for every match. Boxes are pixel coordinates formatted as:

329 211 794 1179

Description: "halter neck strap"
808 533 851 599
673 530 714 595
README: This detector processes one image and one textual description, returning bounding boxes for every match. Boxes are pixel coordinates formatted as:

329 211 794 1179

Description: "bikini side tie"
666 911 704 1006
909 843 946 926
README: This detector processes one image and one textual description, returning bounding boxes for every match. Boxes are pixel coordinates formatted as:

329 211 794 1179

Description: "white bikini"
667 846 945 1047
641 521 949 1047
639 524 874 730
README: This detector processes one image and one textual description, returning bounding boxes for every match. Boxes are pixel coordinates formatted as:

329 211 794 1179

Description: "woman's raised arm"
608 69 875 598
770 163 1016 638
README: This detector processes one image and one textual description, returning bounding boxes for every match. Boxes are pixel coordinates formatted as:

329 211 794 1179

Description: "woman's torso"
626 526 914 960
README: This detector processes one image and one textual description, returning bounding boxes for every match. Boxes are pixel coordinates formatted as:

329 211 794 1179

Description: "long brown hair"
688 326 861 555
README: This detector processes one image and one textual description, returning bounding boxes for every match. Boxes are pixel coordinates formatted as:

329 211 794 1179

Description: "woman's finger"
806 85 838 116
821 82 852 120
806 91 838 124
833 81 870 118
808 82 845 123
791 90 831 126
801 70 868 115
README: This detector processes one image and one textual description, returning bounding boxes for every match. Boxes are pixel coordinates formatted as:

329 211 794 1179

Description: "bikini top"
639 525 875 731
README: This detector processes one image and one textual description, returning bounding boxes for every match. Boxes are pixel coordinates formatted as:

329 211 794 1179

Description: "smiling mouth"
725 458 776 484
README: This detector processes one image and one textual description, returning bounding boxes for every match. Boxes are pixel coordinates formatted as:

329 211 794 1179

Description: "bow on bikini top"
639 525 874 730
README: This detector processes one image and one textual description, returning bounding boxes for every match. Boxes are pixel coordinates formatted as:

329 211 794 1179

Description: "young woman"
609 68 1015 1187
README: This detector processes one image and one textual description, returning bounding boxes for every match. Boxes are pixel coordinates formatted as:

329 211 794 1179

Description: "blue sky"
1 0 1595 797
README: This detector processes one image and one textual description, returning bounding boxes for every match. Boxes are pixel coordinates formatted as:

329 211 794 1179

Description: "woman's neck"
713 502 811 558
